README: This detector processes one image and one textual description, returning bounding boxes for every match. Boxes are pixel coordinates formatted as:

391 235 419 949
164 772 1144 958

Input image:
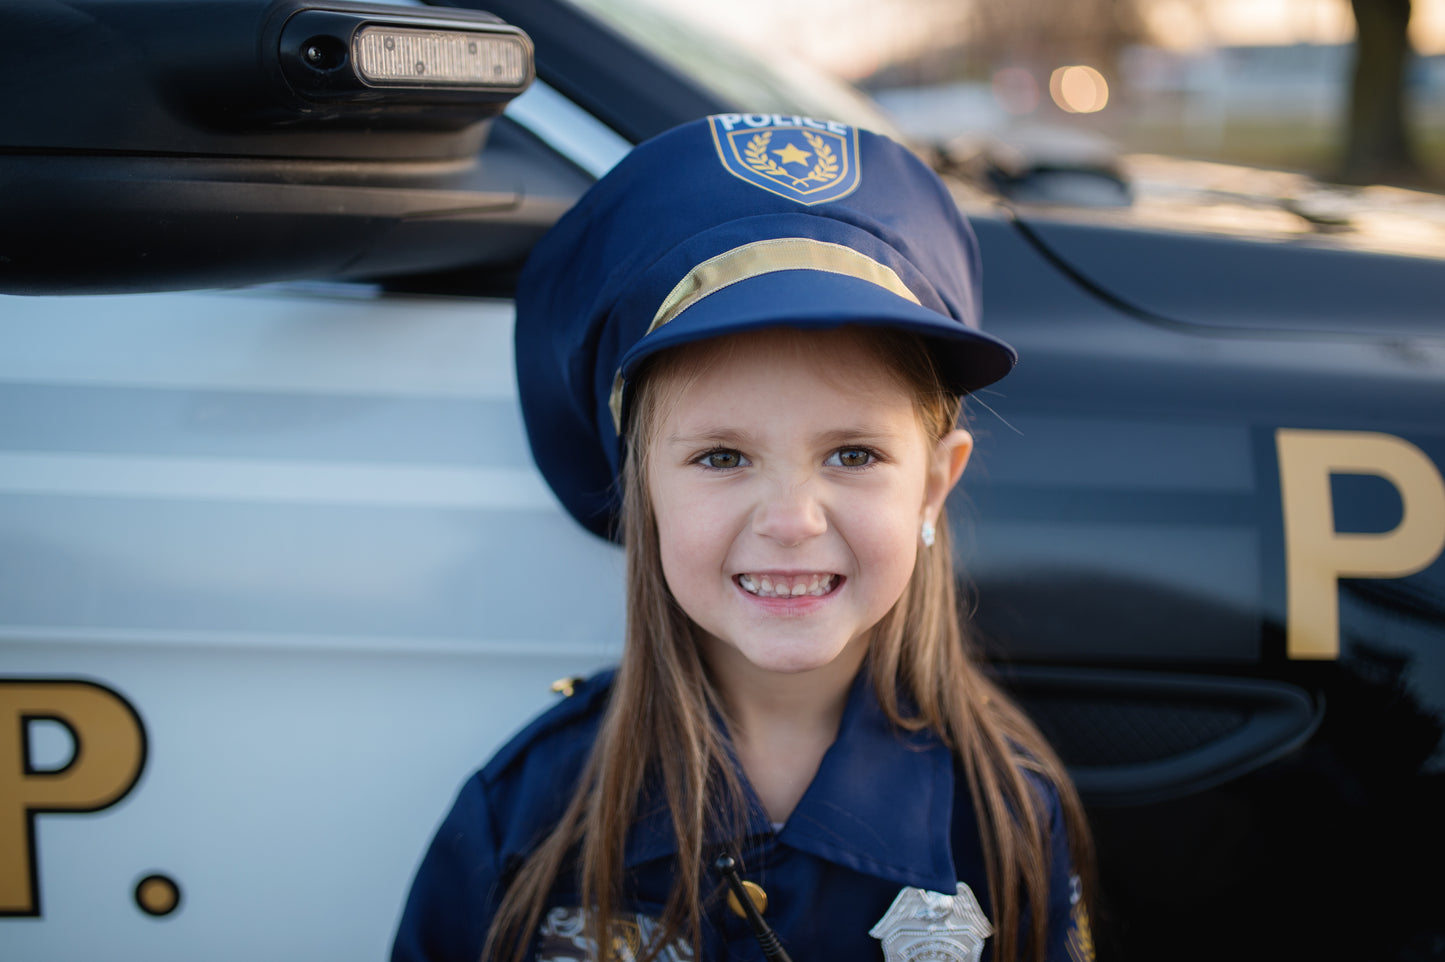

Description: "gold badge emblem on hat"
708 114 861 206
869 884 993 962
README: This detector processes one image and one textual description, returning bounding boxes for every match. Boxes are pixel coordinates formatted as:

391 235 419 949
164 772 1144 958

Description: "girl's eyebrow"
663 427 753 447
663 426 907 447
813 427 907 446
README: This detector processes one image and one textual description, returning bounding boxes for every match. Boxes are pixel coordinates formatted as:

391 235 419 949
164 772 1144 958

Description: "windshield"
566 0 902 137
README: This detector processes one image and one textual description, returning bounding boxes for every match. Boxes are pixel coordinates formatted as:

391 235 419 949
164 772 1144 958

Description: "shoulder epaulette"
481 667 617 781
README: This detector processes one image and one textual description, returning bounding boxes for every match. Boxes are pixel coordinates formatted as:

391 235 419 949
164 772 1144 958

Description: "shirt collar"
623 671 960 894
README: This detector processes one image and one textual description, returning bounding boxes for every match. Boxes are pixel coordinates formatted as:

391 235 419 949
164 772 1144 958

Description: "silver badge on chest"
869 884 993 962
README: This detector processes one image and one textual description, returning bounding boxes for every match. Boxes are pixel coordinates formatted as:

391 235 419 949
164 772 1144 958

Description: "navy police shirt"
392 671 1088 962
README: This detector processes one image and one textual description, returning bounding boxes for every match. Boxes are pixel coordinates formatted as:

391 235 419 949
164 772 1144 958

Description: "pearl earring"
921 520 936 548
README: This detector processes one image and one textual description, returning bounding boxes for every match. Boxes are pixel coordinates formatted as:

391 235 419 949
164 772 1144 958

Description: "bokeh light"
1049 65 1109 113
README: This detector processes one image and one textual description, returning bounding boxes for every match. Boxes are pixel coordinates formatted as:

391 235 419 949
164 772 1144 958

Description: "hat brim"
617 268 1016 399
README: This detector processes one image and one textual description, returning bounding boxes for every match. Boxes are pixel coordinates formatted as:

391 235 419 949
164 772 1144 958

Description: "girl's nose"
752 478 827 546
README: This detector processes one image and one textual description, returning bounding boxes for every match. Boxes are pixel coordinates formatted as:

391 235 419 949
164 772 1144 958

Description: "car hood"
1003 155 1445 340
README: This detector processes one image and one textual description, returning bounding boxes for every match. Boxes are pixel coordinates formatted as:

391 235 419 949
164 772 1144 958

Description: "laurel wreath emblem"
744 130 840 188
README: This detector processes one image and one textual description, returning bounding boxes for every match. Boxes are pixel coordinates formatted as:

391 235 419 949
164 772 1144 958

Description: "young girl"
393 115 1093 962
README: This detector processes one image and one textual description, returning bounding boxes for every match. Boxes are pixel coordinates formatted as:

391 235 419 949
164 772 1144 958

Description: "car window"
566 0 902 135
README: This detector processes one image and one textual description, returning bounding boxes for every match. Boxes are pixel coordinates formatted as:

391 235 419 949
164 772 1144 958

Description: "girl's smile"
735 572 839 600
645 327 972 690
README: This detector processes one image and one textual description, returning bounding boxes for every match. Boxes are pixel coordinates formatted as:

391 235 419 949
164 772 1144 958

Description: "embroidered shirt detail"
536 906 694 962
1066 874 1095 962
869 884 993 962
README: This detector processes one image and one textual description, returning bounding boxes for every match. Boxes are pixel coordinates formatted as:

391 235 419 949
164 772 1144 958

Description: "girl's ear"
923 428 973 524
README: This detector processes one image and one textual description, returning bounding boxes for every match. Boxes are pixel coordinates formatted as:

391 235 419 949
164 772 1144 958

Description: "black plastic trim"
995 666 1321 807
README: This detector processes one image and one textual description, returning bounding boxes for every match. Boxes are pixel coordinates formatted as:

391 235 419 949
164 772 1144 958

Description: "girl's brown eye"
832 448 873 467
703 450 743 469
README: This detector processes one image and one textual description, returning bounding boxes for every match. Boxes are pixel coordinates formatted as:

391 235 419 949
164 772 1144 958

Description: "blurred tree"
1342 0 1420 182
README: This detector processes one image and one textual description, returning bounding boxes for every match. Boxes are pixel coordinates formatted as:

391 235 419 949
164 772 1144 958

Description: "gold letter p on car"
0 680 146 916
1277 429 1445 660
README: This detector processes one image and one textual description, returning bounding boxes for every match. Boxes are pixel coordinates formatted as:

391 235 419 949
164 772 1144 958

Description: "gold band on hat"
608 237 921 430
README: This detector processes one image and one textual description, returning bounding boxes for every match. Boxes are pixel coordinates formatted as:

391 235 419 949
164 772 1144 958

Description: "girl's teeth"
738 574 836 598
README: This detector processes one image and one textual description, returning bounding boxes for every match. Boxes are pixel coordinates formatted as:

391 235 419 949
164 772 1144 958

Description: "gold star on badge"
772 142 812 166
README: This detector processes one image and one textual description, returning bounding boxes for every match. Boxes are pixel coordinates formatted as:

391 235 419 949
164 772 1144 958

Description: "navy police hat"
515 113 1016 540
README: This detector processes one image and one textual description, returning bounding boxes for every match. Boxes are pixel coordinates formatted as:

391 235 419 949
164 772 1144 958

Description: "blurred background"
644 0 1445 190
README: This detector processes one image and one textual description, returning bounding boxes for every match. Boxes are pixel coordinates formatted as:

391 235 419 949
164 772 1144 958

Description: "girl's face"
645 328 972 690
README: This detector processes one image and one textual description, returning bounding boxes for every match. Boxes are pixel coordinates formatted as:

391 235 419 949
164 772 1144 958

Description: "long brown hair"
487 327 1093 962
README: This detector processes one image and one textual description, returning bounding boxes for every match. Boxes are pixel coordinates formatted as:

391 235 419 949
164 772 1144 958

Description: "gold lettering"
1278 429 1445 659
0 680 146 915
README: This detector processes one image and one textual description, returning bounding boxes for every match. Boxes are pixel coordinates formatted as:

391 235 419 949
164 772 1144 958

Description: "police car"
2 1 1442 960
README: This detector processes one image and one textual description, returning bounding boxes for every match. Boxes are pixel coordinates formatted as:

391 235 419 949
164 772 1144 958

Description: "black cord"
714 854 794 962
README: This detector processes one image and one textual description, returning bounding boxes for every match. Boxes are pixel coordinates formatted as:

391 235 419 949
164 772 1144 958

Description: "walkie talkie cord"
714 854 795 962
